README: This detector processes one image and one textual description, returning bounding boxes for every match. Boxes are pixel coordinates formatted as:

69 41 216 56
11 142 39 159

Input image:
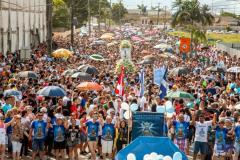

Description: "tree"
172 0 214 49
52 0 70 28
111 3 128 24
137 4 147 16
63 0 110 27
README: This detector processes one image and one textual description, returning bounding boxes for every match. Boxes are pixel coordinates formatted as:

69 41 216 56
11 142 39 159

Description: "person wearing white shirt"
192 113 216 160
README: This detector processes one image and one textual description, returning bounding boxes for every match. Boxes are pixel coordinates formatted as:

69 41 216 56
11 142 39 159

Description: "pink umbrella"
131 36 143 42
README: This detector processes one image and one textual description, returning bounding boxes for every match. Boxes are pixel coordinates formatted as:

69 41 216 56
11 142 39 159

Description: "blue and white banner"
153 67 166 86
159 68 168 99
132 112 164 140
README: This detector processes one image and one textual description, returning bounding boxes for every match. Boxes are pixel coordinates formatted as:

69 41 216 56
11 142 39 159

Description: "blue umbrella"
3 89 22 100
37 86 66 97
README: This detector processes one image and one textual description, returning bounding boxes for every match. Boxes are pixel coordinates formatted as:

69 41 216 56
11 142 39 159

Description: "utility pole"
163 6 167 31
88 0 91 36
46 0 53 54
98 0 101 34
119 0 122 29
157 3 160 25
108 0 112 29
70 0 74 46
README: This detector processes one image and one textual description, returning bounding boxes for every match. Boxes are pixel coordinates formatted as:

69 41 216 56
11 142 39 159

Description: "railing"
216 43 240 58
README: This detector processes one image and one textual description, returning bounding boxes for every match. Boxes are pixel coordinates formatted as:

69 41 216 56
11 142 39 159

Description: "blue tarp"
115 136 188 160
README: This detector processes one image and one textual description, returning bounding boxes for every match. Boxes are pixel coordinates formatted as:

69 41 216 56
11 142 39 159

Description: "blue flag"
159 68 168 99
154 67 166 86
139 69 145 97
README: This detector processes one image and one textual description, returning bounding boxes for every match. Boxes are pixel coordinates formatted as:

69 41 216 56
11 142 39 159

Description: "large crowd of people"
0 26 240 160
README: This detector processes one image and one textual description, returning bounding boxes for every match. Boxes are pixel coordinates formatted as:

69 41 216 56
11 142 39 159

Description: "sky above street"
111 0 240 14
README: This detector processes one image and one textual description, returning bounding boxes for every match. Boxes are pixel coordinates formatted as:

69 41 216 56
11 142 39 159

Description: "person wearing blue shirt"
1 96 13 114
29 112 48 160
85 112 99 160
51 116 68 160
212 120 228 159
100 116 115 159
171 114 190 154
234 120 240 160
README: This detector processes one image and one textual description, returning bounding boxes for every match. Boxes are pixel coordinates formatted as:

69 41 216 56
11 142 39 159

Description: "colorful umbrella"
89 54 105 61
37 86 66 97
71 72 92 80
77 82 103 91
166 90 195 100
3 89 22 100
17 71 38 79
100 33 114 40
131 36 143 42
52 48 73 58
77 65 98 75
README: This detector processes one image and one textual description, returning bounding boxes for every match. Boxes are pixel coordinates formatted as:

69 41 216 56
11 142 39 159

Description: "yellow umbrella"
100 33 114 40
52 48 73 58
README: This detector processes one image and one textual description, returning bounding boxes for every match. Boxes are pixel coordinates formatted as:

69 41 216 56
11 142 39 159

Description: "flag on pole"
115 66 125 96
139 68 145 97
159 68 168 99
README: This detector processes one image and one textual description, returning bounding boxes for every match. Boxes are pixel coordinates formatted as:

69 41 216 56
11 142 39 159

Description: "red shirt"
70 104 77 113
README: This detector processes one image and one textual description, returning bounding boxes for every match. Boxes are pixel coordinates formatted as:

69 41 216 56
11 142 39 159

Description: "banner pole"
127 106 131 144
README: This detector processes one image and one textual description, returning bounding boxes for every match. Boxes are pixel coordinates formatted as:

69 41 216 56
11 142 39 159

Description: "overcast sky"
110 0 240 14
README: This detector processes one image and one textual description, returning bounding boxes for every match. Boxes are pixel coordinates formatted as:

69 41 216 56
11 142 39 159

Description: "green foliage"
111 3 128 24
171 0 214 46
221 12 240 20
137 4 147 15
63 0 111 27
115 59 135 74
52 0 70 28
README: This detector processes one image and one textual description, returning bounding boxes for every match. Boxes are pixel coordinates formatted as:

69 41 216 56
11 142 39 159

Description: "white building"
0 0 47 55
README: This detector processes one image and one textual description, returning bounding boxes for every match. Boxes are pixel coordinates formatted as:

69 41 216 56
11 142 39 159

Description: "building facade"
0 0 47 55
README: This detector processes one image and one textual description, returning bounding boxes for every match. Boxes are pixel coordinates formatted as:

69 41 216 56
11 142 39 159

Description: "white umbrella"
227 67 240 73
153 43 171 49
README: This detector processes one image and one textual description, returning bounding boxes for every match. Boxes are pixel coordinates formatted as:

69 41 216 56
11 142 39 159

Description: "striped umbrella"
89 54 105 61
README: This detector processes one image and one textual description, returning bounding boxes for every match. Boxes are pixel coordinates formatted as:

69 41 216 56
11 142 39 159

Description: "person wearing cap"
212 119 228 160
100 115 115 159
29 112 48 160
51 116 68 160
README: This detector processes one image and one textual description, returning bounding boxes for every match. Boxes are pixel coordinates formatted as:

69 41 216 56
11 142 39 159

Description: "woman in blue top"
51 116 68 160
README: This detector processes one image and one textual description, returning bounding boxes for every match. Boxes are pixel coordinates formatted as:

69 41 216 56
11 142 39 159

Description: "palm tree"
172 0 214 50
137 4 147 16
